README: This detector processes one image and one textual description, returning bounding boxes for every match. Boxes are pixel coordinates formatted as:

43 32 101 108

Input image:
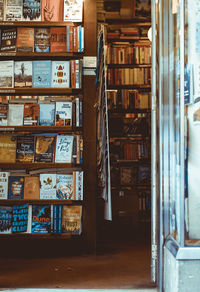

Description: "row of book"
106 42 151 65
106 26 149 40
107 89 151 110
0 60 82 88
138 190 151 221
0 99 82 127
0 26 84 53
0 134 83 164
107 67 151 86
0 171 83 200
0 0 83 22
0 204 82 235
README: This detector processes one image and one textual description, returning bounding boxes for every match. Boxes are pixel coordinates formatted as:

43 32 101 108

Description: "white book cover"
14 61 32 88
0 60 14 88
8 104 24 125
63 0 83 22
40 173 57 199
55 135 74 163
56 174 73 199
51 61 70 88
55 101 72 126
75 171 83 200
5 0 23 21
0 172 9 199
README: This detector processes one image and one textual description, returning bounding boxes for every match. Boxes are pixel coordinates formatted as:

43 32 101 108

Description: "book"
23 103 39 125
39 103 55 125
32 60 51 88
51 61 70 88
12 203 29 233
138 164 151 184
0 104 8 126
23 0 41 21
0 135 17 163
120 167 137 185
135 0 151 17
34 27 50 52
56 174 73 199
16 27 34 52
16 135 35 162
63 0 83 22
50 26 67 52
62 205 82 234
75 171 83 200
0 172 9 199
8 176 24 199
0 0 4 21
0 60 14 88
14 61 32 87
8 104 24 125
0 206 12 234
4 0 23 21
41 0 63 22
34 135 55 162
55 135 74 163
32 204 51 233
55 101 72 126
0 28 17 52
24 176 40 200
40 173 57 199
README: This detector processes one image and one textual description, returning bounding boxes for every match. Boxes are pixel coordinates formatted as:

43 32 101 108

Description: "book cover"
39 103 55 125
34 135 55 162
62 205 82 235
0 206 12 234
23 103 39 125
63 0 83 22
16 27 34 52
0 60 14 88
24 176 40 200
12 203 29 233
8 176 24 199
0 0 4 21
0 104 8 126
32 204 51 233
23 0 41 21
16 135 35 162
50 27 67 52
0 172 9 199
0 135 17 163
135 0 151 17
55 135 74 163
41 0 63 22
32 60 51 88
40 173 57 199
55 101 72 126
14 61 32 87
51 61 70 88
75 171 83 200
56 174 73 199
34 27 50 52
8 104 24 125
5 0 23 21
0 28 17 52
138 164 151 184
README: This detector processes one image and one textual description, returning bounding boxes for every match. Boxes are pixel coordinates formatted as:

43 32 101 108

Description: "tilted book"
62 205 82 235
8 176 25 199
0 104 8 126
0 172 9 199
0 206 12 234
50 27 67 52
32 204 51 233
23 0 41 21
0 135 17 163
34 135 55 162
56 174 74 199
0 60 14 88
40 173 57 199
63 0 83 22
34 27 50 52
41 0 63 22
12 203 29 233
39 103 55 125
16 135 35 163
32 60 51 88
14 61 32 87
55 101 72 126
0 28 17 52
16 27 34 52
24 176 40 200
55 135 74 163
5 0 23 21
8 104 24 125
51 61 70 88
75 171 83 200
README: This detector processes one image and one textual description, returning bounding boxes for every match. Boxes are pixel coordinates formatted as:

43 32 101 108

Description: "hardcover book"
51 61 70 88
0 60 14 88
75 171 83 200
8 104 24 125
39 103 55 125
14 61 32 87
16 27 34 52
8 176 24 199
50 26 67 52
0 135 17 163
55 101 72 126
135 0 151 17
120 167 137 185
12 203 29 233
0 104 8 126
0 172 9 199
55 135 74 163
138 164 151 184
23 0 41 21
34 135 55 162
41 0 63 22
23 103 39 125
24 176 40 200
32 60 51 88
5 0 23 21
56 174 73 199
16 135 35 162
62 205 82 235
0 206 12 234
0 0 4 21
32 204 51 233
63 0 83 22
40 173 57 199
0 28 17 52
34 27 50 52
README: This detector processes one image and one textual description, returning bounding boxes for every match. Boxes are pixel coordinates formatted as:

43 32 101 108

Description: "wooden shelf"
111 185 151 191
110 136 150 140
107 37 149 42
107 64 151 68
107 85 151 90
0 21 82 27
0 199 82 205
0 126 82 133
0 88 82 95
0 233 75 238
0 51 84 58
108 109 151 114
111 159 151 165
0 162 82 170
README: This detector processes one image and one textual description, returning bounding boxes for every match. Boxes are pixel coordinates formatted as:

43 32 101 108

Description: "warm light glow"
148 27 152 42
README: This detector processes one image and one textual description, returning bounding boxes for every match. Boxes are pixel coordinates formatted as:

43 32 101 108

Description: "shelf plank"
0 162 82 170
0 125 82 133
0 88 82 95
0 21 82 27
107 64 151 68
0 199 82 205
107 85 151 90
0 51 84 58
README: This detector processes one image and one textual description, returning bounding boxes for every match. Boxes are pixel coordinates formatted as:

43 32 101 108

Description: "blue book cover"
39 103 55 126
12 203 28 233
32 205 51 234
0 206 12 233
138 164 151 184
58 204 63 234
53 204 58 233
23 0 41 21
8 176 25 199
33 60 51 88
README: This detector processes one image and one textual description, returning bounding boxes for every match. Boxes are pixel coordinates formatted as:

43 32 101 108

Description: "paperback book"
23 0 41 21
12 203 29 233
0 28 17 52
34 135 55 162
50 26 67 52
8 176 24 199
55 101 72 126
56 174 73 199
0 206 12 234
39 103 55 125
0 104 8 126
62 205 82 235
0 60 14 88
32 60 51 88
14 61 32 87
24 176 40 200
16 27 34 52
75 171 83 200
51 61 70 88
32 204 51 233
40 173 57 199
0 0 4 21
23 103 39 125
41 0 63 22
0 135 17 163
16 135 35 162
55 135 74 163
0 172 9 199
34 27 50 52
8 104 24 125
5 0 23 21
63 0 83 22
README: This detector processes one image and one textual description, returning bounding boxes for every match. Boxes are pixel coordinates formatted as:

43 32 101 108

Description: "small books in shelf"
0 206 12 233
63 0 83 22
0 135 17 163
0 172 9 199
32 204 51 234
14 61 33 88
41 0 64 22
34 27 50 53
8 176 25 199
16 136 35 163
62 205 82 235
0 28 17 52
34 135 55 163
40 173 57 199
12 203 29 233
55 135 74 163
16 27 34 52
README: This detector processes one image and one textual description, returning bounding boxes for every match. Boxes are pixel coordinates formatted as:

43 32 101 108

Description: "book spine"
76 97 79 127
80 135 83 164
66 25 70 52
75 60 80 89
73 171 76 200
81 27 84 52
53 204 58 233
72 134 77 164
70 60 75 88
79 98 83 127
76 135 80 164
72 99 76 128
58 204 63 234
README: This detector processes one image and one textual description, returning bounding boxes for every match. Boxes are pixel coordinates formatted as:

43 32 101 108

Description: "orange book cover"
23 103 39 126
70 60 75 88
0 135 17 163
50 27 67 52
16 27 34 52
24 176 40 200
62 205 82 235
41 0 64 22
